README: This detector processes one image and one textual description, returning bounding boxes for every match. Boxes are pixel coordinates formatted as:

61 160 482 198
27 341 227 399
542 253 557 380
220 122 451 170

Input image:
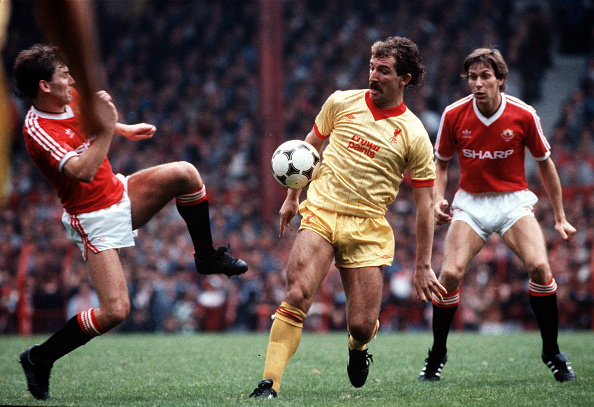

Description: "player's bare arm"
278 128 326 238
433 158 451 225
303 128 325 155
412 185 446 302
62 91 117 183
34 0 109 137
279 188 301 238
537 157 576 241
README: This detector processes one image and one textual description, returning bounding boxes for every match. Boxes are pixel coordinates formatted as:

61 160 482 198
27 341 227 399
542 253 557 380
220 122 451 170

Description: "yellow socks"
348 320 379 350
263 302 307 393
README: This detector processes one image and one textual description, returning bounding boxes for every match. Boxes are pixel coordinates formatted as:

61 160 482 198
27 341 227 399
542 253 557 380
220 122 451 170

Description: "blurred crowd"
1 0 593 335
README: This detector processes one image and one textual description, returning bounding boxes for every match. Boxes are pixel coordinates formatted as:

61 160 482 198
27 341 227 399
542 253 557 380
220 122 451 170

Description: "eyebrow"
370 60 394 71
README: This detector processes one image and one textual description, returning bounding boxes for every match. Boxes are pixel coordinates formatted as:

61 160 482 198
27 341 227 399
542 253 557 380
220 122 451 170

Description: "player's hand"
555 219 576 242
118 123 156 140
414 267 446 303
434 199 451 225
279 197 300 238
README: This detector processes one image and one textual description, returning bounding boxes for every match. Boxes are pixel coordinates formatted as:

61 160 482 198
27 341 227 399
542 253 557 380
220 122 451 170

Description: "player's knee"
440 267 463 289
348 318 376 342
102 298 130 328
284 283 314 312
174 161 201 185
526 260 551 283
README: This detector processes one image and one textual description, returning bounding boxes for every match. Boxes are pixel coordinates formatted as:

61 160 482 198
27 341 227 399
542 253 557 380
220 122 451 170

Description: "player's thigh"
284 228 335 311
339 266 383 323
441 220 485 281
127 162 201 229
501 215 551 282
86 249 129 309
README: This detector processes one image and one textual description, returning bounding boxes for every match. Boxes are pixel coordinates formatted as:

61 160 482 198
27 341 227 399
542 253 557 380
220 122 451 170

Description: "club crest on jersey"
501 129 515 141
389 128 402 143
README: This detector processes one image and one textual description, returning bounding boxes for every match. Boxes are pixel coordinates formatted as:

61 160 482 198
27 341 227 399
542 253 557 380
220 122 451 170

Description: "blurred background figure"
1 0 592 341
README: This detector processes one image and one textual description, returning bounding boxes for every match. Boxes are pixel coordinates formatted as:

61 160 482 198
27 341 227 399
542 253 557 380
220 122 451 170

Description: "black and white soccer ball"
271 140 321 189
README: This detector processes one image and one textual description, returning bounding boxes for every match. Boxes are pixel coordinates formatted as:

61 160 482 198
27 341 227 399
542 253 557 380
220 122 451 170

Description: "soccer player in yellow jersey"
250 36 446 398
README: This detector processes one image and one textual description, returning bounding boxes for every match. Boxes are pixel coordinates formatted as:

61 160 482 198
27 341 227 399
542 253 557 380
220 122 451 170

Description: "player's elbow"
62 159 98 183
67 169 95 183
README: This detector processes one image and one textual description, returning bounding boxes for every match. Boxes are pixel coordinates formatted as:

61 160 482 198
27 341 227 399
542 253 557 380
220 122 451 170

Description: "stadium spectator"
508 5 553 105
13 43 247 400
0 0 591 349
419 48 576 383
66 279 99 319
249 36 444 399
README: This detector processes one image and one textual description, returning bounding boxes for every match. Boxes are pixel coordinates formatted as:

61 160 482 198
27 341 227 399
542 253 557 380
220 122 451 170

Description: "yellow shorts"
298 202 394 268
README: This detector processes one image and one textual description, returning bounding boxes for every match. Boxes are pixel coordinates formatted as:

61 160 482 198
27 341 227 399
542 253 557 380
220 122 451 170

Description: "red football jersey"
23 89 124 214
435 94 550 193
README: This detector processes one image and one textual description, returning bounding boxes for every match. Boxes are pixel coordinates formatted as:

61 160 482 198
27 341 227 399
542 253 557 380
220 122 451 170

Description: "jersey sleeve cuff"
411 178 435 187
434 151 452 161
533 150 551 161
59 151 78 172
313 123 330 140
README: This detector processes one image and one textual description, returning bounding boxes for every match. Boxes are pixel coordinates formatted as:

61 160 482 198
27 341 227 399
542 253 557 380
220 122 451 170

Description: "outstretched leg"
250 229 334 397
127 162 247 276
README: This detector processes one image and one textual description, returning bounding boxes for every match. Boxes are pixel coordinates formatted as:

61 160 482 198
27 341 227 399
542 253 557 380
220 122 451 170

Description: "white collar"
31 105 74 120
472 93 505 126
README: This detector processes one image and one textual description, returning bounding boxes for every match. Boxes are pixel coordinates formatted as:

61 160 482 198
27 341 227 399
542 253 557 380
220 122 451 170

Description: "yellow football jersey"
306 89 435 218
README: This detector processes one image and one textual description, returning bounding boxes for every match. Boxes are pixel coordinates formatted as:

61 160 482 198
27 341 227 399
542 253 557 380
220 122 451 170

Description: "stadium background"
0 0 592 336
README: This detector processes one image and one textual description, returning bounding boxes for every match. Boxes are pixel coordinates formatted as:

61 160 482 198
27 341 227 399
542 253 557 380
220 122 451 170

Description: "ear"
400 73 412 87
38 80 51 94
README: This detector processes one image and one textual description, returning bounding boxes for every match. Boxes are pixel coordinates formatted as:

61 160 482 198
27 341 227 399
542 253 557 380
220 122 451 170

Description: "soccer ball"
271 140 320 189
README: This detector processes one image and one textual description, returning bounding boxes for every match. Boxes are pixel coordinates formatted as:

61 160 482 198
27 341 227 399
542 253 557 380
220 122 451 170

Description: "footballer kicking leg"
127 161 247 277
502 216 576 382
250 229 335 398
20 249 128 400
419 220 484 381
340 266 382 388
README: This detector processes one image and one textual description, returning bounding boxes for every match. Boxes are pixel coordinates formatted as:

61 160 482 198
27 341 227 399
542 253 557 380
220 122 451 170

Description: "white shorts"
62 174 136 260
451 189 537 241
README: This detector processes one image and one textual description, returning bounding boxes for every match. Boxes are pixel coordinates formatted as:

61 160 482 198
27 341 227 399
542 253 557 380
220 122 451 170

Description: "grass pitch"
1 331 592 406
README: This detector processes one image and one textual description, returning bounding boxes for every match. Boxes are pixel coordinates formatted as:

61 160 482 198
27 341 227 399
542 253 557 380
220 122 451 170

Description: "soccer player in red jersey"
250 37 445 398
14 44 247 400
419 48 576 382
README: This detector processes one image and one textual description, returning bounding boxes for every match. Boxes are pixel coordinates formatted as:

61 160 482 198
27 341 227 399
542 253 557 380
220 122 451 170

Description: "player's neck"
32 98 67 114
476 93 502 118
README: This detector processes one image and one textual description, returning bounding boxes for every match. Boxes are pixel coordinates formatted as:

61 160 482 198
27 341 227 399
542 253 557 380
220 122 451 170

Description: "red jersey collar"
365 90 407 121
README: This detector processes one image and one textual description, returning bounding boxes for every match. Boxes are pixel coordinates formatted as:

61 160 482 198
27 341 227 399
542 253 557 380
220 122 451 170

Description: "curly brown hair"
371 36 425 87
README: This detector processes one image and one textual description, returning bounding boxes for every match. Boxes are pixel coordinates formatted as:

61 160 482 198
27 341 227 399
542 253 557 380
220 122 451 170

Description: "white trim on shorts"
451 189 538 241
62 174 136 260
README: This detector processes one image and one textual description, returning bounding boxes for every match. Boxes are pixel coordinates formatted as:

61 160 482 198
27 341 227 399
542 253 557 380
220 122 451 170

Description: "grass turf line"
0 331 592 406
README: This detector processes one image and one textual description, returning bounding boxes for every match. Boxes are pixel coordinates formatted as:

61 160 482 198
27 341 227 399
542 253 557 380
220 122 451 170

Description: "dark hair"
462 48 508 91
371 36 425 87
13 44 66 100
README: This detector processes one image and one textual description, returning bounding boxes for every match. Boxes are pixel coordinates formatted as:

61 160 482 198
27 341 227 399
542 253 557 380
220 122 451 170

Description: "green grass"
1 332 592 406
